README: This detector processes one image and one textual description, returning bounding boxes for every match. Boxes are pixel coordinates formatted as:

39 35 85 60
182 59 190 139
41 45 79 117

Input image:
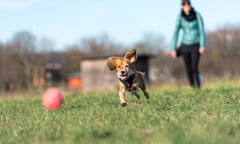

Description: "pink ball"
42 88 63 110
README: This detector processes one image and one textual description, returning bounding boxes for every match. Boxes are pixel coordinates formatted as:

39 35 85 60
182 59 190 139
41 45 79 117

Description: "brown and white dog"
107 49 150 107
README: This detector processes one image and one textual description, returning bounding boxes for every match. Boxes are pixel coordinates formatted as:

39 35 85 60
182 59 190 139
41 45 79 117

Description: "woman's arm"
171 15 181 51
197 12 206 49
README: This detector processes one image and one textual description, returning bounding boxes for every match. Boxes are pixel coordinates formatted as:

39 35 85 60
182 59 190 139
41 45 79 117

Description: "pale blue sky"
0 0 239 50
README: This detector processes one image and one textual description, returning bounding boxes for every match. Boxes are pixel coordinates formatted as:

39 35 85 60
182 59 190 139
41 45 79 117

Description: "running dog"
107 49 150 107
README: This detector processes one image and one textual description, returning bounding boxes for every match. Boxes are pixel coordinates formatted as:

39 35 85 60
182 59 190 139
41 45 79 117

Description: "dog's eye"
117 66 121 69
125 65 129 68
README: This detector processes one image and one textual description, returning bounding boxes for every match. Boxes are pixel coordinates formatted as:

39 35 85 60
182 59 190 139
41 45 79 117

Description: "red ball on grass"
42 88 63 110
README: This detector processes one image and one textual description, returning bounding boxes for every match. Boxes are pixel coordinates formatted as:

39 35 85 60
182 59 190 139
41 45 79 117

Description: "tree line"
0 25 239 91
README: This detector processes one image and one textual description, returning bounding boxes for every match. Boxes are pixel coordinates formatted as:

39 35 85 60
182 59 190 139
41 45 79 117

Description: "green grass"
1 82 240 144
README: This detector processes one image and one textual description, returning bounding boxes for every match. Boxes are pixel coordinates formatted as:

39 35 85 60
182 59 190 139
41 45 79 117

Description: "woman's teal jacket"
171 11 206 51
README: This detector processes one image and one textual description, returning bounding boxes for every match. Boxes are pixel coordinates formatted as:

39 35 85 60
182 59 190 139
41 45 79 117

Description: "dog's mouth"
119 73 128 80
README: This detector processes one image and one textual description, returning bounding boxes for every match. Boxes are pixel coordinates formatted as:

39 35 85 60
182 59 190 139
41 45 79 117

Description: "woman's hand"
199 48 205 54
171 51 177 59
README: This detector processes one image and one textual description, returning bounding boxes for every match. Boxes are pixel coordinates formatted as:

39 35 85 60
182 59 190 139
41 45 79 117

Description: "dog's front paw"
132 91 140 100
121 102 127 107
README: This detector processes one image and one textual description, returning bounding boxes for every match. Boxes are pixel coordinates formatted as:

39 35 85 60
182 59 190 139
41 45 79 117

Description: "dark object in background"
45 55 62 84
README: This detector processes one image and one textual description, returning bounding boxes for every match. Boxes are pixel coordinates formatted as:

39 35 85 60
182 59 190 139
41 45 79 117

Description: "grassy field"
1 82 240 144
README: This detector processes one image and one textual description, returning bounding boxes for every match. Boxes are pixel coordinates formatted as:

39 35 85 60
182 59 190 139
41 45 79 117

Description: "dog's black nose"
121 71 125 74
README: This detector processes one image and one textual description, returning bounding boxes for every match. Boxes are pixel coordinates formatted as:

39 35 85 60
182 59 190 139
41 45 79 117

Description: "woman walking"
171 0 206 88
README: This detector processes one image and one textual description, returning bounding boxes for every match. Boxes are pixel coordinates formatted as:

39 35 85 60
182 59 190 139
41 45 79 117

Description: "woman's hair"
182 0 191 5
181 0 196 21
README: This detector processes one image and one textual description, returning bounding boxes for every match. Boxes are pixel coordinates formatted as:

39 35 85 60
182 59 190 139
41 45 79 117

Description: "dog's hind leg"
140 85 150 99
143 90 150 99
137 72 150 99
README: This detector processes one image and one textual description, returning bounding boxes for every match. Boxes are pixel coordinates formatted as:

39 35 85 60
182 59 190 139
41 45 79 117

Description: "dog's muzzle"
119 71 128 80
119 73 135 90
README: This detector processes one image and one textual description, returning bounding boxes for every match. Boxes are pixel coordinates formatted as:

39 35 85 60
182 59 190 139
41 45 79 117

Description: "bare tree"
38 37 55 52
11 31 36 89
134 33 166 53
78 34 126 56
0 43 4 91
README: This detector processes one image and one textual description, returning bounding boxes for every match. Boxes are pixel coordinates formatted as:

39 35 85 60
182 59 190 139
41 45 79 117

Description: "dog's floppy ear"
124 49 137 64
107 57 118 71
